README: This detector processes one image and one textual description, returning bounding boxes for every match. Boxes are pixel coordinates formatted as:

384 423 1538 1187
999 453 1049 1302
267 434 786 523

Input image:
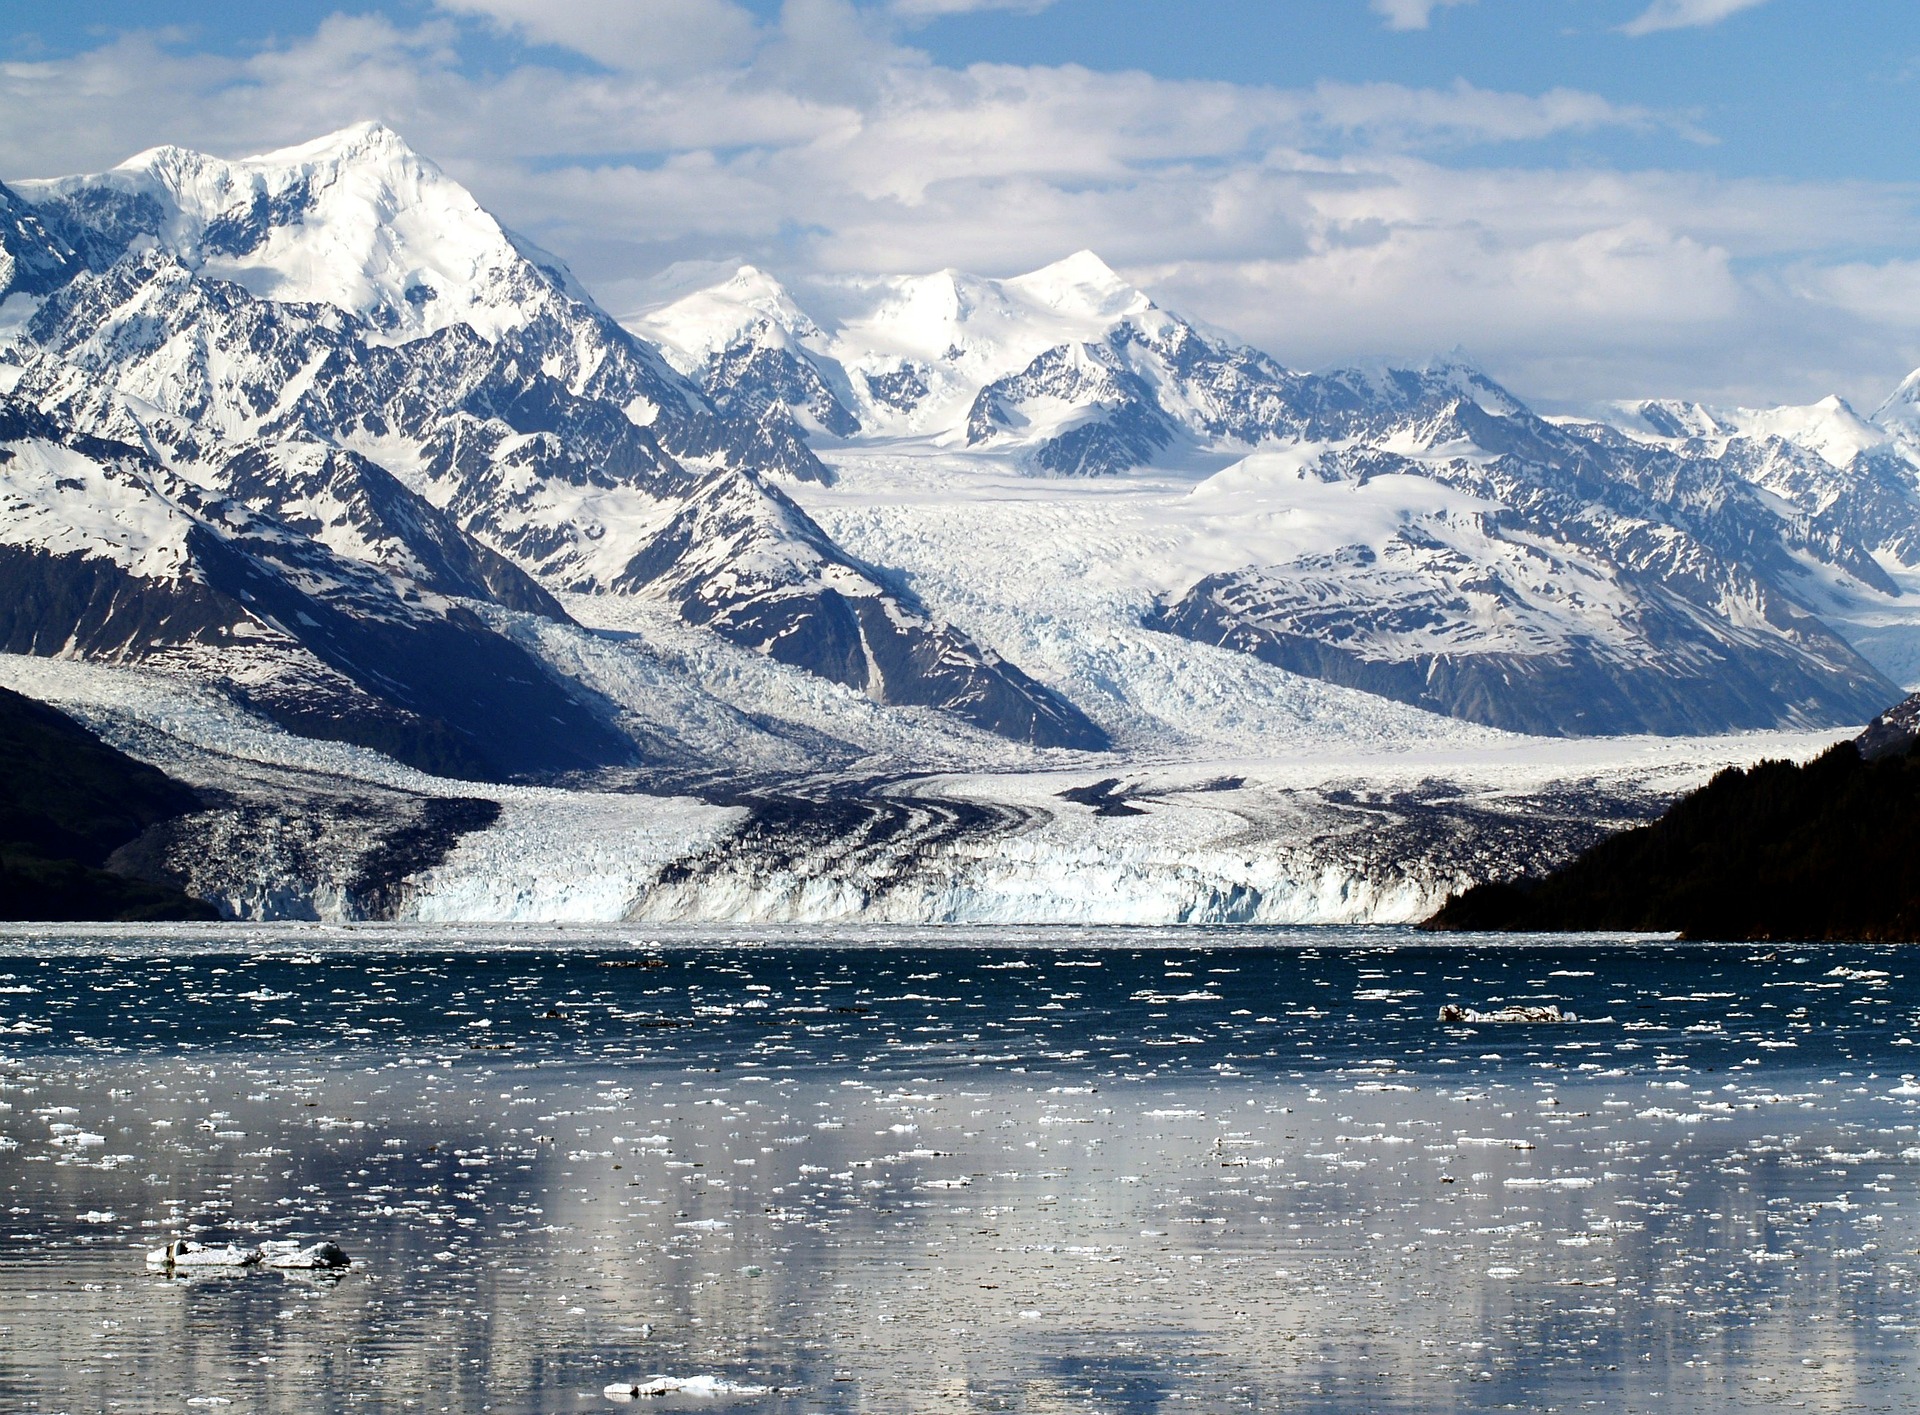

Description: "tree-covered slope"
0 684 216 921
1424 697 1920 942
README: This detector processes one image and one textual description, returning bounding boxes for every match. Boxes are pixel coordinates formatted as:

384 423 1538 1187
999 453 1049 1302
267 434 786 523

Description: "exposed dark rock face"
215 445 569 618
965 343 1176 477
1857 690 1920 761
702 337 860 443
1424 716 1920 941
0 180 80 299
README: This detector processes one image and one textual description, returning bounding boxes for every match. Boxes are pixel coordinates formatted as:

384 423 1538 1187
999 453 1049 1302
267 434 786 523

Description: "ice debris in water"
603 1376 772 1399
147 1239 348 1273
1438 1003 1575 1024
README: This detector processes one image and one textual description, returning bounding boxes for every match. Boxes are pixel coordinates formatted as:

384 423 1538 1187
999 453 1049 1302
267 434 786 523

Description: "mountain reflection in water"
0 927 1915 1413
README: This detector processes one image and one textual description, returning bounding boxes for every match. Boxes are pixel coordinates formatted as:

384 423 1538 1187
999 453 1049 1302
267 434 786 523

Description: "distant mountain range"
3 123 1919 782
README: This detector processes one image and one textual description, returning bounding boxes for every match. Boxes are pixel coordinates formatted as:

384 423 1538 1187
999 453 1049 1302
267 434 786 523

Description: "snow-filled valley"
2 123 1918 923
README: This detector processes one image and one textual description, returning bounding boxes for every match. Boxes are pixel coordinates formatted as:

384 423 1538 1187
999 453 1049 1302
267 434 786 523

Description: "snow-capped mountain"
3 123 1920 789
0 393 628 778
639 256 1920 735
0 127 1103 758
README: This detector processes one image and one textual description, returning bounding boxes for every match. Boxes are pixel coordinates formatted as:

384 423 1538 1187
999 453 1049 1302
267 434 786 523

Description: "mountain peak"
116 122 420 180
629 264 825 372
265 120 414 161
1875 366 1920 427
30 123 562 346
1004 250 1148 322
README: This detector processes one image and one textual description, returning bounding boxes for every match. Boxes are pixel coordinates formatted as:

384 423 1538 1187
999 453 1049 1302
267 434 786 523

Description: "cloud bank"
0 0 1911 409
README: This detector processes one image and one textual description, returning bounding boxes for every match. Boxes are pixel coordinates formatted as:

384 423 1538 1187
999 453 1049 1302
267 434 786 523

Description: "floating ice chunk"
1504 1176 1596 1189
260 1239 350 1269
603 1376 771 1399
148 1240 261 1271
52 1131 106 1147
1439 1004 1575 1024
1485 1266 1522 1278
674 1219 731 1231
1890 1076 1920 1097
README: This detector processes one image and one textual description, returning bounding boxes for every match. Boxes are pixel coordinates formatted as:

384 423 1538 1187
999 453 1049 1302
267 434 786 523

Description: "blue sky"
4 0 1918 406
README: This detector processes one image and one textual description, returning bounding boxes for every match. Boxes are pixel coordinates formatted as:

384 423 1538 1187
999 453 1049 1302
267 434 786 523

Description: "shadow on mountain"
0 684 216 921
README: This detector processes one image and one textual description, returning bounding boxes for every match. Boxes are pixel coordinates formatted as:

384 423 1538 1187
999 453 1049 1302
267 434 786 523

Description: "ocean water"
0 925 1916 1413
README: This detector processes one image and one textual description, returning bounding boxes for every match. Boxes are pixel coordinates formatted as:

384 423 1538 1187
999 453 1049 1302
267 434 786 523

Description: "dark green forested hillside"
1424 721 1920 942
0 684 217 921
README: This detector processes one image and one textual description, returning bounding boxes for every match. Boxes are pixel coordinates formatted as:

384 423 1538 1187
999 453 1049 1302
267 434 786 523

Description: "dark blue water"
1 926 1916 1413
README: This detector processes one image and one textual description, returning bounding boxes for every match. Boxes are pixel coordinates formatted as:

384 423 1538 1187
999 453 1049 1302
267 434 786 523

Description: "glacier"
0 124 1917 923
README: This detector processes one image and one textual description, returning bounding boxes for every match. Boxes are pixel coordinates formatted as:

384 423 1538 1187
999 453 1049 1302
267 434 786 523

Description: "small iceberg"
603 1376 772 1399
147 1241 259 1271
260 1239 350 1269
1439 1004 1575 1024
148 1238 350 1274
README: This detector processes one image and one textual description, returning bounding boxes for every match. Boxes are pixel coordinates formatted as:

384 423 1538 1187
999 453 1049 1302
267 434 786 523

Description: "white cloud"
1620 0 1774 37
0 2 1915 407
891 0 1059 18
435 0 759 73
1370 0 1476 32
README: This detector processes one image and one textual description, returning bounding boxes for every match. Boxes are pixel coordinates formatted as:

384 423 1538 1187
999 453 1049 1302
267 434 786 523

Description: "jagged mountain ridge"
0 127 1104 755
0 394 635 779
641 257 1920 736
3 125 1919 757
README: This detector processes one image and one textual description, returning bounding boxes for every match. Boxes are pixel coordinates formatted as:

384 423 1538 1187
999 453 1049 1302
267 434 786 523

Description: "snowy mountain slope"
16 126 828 482
638 254 1530 475
6 122 1920 787
793 443 1893 742
636 265 861 438
1592 393 1920 568
0 131 1102 749
0 395 632 779
647 254 1912 732
1877 370 1920 459
612 464 1108 750
1577 381 1920 690
17 122 589 347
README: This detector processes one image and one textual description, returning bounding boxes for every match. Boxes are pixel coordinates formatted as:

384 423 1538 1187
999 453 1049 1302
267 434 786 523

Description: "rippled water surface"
1 925 1918 1413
